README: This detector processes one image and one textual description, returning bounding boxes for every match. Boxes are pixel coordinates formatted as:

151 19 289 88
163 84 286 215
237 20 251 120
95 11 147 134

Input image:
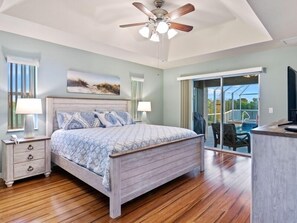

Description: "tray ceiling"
0 0 295 69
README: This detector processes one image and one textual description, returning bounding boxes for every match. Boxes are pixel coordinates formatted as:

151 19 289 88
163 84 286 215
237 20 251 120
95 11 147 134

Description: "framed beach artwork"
67 70 120 95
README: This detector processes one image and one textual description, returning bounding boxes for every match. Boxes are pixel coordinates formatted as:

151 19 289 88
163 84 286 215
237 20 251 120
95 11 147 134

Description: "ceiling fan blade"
119 22 146 28
170 22 193 32
166 3 195 20
133 2 156 20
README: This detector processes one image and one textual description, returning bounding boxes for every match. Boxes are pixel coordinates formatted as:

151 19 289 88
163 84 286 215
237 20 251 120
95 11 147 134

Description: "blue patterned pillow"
94 112 122 128
111 111 135 125
57 111 101 130
94 109 108 113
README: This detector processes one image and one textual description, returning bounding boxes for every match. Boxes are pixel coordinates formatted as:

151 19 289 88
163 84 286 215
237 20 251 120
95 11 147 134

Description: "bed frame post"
46 97 54 137
109 157 121 218
200 138 205 171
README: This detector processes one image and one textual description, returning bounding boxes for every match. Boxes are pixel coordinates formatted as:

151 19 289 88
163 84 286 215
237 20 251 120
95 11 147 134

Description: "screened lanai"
193 75 259 154
208 84 258 126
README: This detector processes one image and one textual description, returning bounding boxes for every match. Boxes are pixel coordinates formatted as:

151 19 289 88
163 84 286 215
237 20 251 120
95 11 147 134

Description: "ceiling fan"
119 0 195 42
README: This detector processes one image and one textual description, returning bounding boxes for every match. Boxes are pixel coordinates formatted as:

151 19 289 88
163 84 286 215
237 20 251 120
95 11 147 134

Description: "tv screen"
288 66 297 123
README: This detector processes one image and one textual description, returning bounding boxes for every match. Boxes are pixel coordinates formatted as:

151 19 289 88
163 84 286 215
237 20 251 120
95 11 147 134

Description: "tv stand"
251 125 297 222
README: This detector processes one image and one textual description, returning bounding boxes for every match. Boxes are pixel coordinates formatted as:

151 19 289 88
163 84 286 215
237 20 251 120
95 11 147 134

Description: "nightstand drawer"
14 150 45 164
14 141 44 154
14 159 45 179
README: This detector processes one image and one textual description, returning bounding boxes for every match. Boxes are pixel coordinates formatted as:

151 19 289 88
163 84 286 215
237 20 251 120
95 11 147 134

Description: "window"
8 62 38 130
131 76 144 121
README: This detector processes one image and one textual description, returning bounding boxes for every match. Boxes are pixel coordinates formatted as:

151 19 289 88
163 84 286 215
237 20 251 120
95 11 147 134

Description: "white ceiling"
0 0 296 69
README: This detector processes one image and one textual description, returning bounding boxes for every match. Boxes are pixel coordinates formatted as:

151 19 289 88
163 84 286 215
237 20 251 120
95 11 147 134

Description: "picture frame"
67 70 120 95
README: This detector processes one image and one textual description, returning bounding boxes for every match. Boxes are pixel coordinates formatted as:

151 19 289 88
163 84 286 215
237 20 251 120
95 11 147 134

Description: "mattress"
50 124 198 189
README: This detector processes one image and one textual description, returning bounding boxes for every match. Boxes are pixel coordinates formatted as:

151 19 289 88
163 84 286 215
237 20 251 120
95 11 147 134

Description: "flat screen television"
288 66 297 123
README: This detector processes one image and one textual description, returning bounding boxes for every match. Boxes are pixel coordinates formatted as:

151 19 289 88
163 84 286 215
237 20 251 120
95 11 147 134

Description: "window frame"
7 62 38 132
131 76 144 121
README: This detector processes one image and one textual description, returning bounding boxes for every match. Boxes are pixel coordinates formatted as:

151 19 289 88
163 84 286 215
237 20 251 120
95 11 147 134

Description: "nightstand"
1 136 51 187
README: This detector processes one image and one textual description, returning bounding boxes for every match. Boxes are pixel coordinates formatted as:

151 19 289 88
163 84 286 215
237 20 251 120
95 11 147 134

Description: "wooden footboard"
109 135 204 218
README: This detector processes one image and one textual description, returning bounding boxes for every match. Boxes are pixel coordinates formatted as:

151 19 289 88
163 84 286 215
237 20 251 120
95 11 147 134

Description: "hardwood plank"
45 200 107 223
1 186 95 221
131 158 250 222
27 193 100 222
0 150 251 223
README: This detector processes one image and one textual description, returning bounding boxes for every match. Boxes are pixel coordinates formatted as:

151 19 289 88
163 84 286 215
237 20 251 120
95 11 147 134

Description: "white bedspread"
50 124 197 189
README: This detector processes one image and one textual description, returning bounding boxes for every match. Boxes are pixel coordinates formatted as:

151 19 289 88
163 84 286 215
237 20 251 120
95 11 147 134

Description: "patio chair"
211 123 251 153
193 112 206 140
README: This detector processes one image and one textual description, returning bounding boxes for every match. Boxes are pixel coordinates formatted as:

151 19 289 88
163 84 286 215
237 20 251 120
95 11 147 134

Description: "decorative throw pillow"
111 111 135 125
94 112 122 128
94 109 108 113
57 111 101 130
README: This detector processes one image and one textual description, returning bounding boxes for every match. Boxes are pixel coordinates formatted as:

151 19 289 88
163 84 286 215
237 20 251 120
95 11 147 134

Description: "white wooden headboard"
46 97 131 136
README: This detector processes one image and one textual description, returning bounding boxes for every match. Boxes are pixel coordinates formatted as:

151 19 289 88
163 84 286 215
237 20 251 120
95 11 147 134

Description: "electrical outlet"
269 107 273 114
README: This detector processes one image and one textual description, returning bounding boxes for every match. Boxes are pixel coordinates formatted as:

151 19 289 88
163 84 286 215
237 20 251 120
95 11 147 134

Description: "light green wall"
0 31 163 172
163 46 297 127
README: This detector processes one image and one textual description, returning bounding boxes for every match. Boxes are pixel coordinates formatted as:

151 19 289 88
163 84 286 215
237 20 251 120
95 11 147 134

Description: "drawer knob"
27 166 34 172
27 145 34 151
27 154 34 160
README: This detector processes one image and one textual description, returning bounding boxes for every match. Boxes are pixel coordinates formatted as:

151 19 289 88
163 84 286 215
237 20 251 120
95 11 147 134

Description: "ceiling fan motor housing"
154 0 164 8
152 8 168 20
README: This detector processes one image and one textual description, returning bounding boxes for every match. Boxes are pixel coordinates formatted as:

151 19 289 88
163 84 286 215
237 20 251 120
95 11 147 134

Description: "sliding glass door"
193 75 259 154
193 78 222 149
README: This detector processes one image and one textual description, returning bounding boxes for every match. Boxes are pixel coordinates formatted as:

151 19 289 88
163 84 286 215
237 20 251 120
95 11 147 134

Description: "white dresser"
1 136 51 187
251 125 297 223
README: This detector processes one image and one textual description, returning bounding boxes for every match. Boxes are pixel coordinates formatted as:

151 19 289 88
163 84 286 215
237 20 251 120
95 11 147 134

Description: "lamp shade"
16 98 42 114
137 101 151 112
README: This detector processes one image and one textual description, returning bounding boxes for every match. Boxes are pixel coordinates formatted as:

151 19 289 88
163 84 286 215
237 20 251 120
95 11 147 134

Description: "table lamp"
16 98 42 138
137 101 151 123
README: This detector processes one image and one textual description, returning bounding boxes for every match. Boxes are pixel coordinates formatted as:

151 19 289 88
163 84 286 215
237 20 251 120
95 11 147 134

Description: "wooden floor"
0 150 251 223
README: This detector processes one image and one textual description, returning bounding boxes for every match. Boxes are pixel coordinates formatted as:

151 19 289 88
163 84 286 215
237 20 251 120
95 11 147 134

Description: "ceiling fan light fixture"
150 32 160 42
120 1 195 42
156 21 169 34
168 28 178 39
139 26 150 38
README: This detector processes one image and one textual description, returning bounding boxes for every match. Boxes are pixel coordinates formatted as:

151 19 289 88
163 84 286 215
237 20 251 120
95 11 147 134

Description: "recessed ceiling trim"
221 0 272 40
283 36 297 46
0 0 25 13
0 0 294 69
0 13 160 68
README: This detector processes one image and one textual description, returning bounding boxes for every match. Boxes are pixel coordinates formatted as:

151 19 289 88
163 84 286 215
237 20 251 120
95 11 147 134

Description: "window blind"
8 63 37 130
131 77 144 121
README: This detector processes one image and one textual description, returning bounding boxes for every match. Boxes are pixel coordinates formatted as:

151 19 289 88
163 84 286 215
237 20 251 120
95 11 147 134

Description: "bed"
46 97 204 218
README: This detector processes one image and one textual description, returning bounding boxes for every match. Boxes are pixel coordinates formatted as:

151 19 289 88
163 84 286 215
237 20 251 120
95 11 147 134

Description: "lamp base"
141 111 148 124
24 115 35 138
